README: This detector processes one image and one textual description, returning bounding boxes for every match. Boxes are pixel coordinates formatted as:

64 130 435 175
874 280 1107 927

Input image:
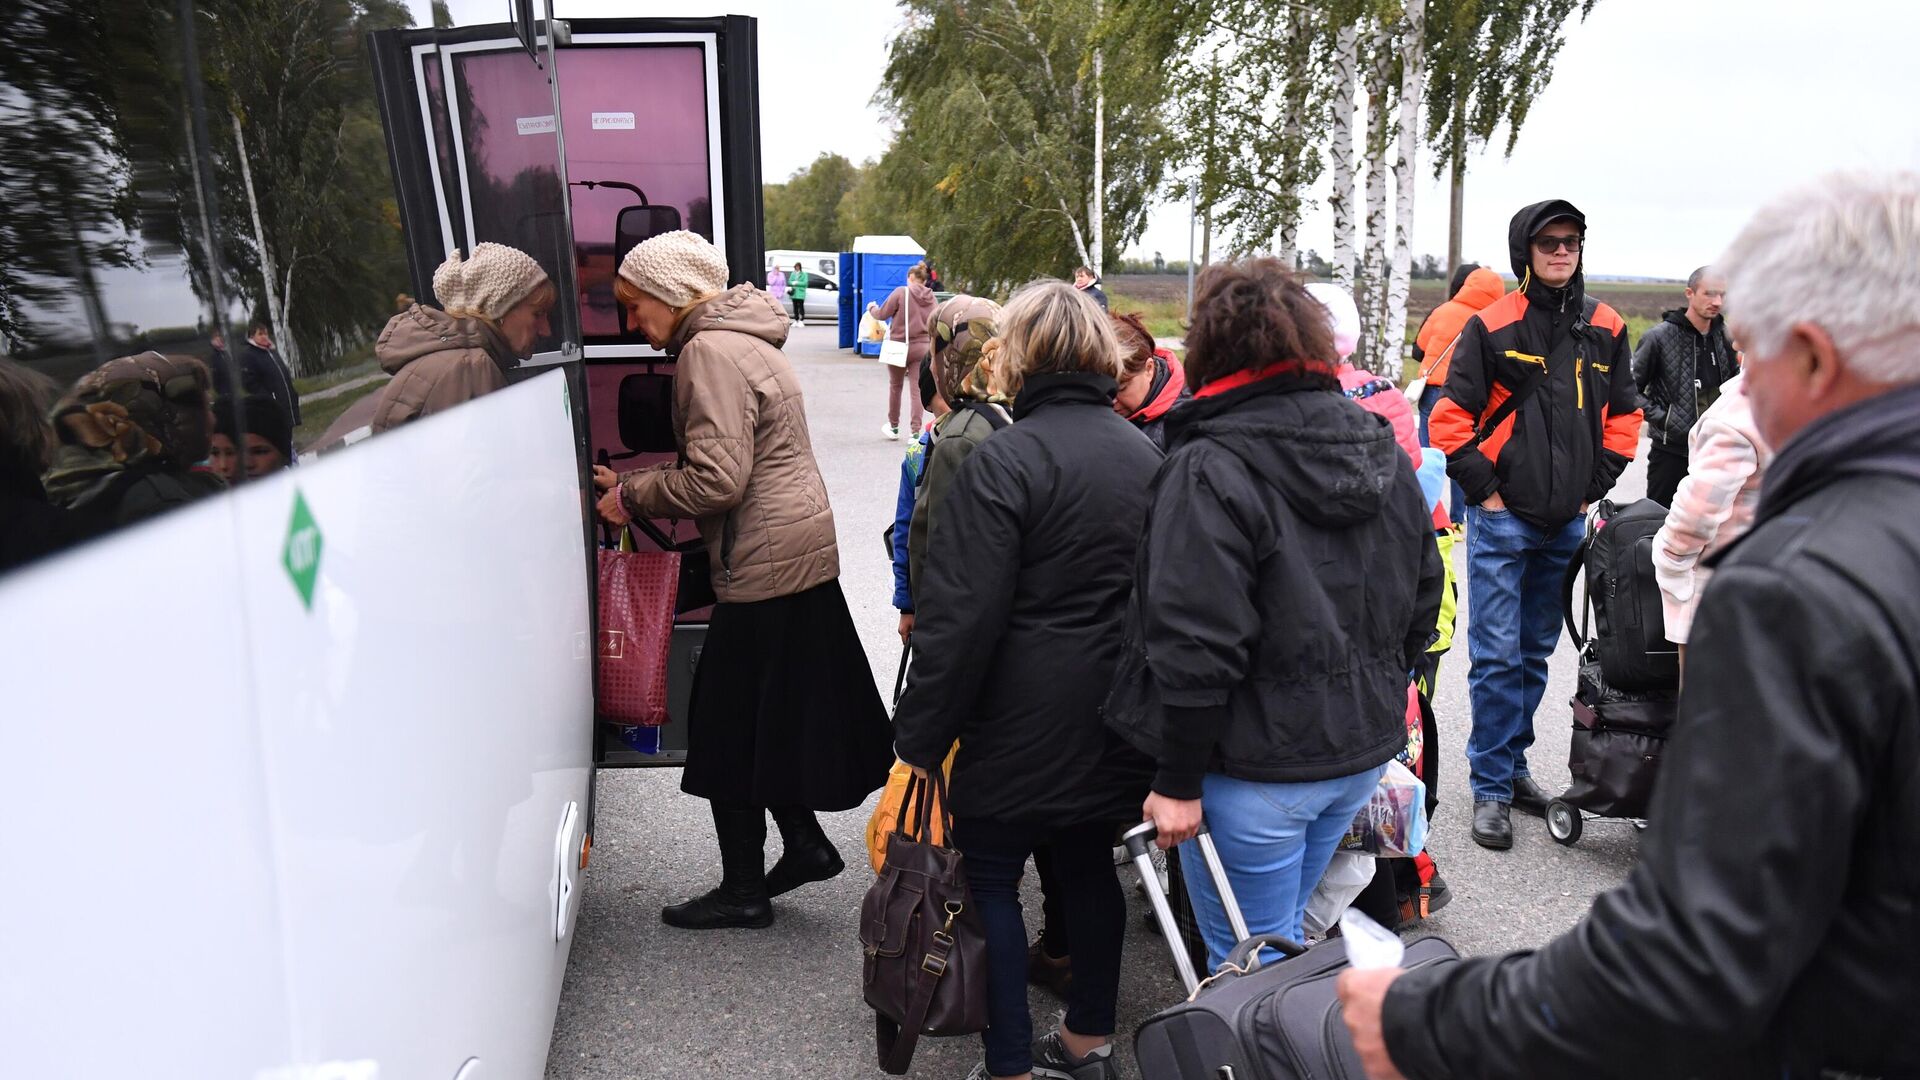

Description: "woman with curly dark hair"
1105 258 1444 970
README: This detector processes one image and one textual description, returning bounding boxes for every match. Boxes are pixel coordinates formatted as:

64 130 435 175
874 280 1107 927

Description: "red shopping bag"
596 528 680 726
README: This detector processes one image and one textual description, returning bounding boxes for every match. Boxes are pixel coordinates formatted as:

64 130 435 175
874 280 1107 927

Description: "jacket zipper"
720 515 736 585
1575 356 1585 410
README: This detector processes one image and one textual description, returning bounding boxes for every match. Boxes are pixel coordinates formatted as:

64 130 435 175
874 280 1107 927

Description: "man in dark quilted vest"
1426 199 1643 850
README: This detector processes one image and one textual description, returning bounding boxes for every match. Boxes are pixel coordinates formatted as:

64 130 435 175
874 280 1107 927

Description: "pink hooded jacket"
1652 373 1771 642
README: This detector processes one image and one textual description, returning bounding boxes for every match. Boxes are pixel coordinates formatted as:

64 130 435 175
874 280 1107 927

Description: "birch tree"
876 0 1175 293
1384 0 1425 376
1326 23 1360 289
1159 0 1328 259
1425 0 1600 270
1357 23 1394 374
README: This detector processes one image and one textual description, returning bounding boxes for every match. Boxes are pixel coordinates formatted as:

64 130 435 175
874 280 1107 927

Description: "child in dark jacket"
889 360 944 642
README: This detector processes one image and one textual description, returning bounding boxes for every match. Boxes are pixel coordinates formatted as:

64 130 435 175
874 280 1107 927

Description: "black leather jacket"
1381 380 1920 1080
1632 309 1739 450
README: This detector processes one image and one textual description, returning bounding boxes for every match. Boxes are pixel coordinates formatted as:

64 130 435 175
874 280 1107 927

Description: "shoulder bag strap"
892 642 913 707
877 926 956 1074
1465 364 1550 452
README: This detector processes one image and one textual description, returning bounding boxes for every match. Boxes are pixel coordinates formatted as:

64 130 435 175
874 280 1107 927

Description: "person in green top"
788 263 809 323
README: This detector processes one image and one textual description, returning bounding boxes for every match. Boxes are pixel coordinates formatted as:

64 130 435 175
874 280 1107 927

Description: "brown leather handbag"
859 770 987 1074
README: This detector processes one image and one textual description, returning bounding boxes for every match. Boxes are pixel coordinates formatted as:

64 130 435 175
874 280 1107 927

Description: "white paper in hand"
1339 908 1406 970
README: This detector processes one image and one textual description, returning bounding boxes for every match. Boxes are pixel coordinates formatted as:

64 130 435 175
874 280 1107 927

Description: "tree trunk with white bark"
231 112 301 375
1327 24 1359 290
1359 26 1393 373
1089 0 1105 276
1386 0 1425 376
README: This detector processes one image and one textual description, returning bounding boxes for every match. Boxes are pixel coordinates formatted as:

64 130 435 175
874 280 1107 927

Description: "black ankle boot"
765 806 845 898
663 805 773 930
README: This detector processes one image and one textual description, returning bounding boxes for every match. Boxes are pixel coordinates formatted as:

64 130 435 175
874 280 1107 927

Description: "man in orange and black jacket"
1428 199 1643 851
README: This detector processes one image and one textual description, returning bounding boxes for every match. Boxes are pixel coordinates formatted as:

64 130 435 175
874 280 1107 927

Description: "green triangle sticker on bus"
282 490 323 611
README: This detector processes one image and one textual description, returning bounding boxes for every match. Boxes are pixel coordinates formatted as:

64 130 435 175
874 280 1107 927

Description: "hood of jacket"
1443 259 1474 295
376 304 506 374
1130 351 1188 424
667 283 791 356
1508 198 1586 303
1172 380 1402 529
1757 379 1920 522
1454 266 1505 311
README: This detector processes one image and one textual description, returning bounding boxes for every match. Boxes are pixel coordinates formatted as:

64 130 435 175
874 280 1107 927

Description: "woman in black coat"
893 280 1157 1080
1105 258 1444 972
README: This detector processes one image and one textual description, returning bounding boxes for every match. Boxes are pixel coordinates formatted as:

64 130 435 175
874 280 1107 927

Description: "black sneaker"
1031 1030 1117 1080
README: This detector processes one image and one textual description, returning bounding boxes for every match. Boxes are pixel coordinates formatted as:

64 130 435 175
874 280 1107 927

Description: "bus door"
370 16 766 770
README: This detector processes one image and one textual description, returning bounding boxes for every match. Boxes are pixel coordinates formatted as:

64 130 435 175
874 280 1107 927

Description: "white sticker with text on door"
515 115 555 136
592 112 636 131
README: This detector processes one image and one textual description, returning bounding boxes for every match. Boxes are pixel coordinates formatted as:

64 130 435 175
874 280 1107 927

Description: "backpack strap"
1466 295 1602 452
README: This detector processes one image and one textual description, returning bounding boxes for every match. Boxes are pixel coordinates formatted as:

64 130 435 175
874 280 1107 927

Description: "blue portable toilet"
836 252 857 349
841 235 926 356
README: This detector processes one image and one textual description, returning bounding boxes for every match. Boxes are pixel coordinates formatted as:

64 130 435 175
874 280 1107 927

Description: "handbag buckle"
921 943 950 976
941 900 963 934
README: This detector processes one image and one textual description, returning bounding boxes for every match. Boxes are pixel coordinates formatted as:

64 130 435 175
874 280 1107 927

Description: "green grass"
294 345 380 395
294 379 385 450
1105 288 1187 340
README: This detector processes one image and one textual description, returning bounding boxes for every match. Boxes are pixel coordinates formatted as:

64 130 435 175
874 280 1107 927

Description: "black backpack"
1563 498 1681 692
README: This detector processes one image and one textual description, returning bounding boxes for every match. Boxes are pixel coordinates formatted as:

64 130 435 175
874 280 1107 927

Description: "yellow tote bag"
866 743 959 873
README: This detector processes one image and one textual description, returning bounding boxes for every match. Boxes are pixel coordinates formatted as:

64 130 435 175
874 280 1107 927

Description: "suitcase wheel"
1547 799 1583 846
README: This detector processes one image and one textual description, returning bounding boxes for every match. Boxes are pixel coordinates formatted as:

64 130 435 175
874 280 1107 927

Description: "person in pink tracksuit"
1652 371 1772 659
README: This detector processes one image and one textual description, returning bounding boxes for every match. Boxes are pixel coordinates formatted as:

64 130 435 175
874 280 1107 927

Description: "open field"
1109 272 1679 350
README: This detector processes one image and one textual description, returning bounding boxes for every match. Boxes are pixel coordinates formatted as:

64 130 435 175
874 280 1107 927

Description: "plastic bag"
865 743 959 872
1341 760 1429 858
860 312 887 342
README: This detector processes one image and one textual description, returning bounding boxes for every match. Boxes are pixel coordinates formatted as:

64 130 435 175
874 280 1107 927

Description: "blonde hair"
995 279 1122 395
448 278 557 331
613 275 723 332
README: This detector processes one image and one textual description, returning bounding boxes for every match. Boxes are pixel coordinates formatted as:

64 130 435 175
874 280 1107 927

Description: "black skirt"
680 578 894 811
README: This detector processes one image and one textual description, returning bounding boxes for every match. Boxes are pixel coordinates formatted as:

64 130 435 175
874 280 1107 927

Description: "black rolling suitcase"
1126 822 1460 1080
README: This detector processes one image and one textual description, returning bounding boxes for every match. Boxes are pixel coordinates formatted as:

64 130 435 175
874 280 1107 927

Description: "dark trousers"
792 297 806 322
1646 445 1689 507
954 817 1125 1077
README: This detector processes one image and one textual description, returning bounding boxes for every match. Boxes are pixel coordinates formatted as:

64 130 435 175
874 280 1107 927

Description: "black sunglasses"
1533 235 1583 254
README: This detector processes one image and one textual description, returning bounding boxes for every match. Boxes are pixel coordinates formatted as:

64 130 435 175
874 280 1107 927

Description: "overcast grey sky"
419 0 1920 277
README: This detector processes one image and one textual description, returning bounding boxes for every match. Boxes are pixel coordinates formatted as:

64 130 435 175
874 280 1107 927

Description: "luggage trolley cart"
1547 500 1681 845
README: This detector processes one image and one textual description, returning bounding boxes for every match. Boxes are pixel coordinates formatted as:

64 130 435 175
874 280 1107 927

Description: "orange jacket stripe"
1428 396 1478 455
1603 406 1643 457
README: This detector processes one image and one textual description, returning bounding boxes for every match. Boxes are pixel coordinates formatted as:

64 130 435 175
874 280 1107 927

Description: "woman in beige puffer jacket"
369 243 556 433
593 230 891 932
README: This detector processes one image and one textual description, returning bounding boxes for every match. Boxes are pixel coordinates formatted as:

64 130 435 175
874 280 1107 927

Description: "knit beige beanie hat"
617 230 729 309
434 243 550 321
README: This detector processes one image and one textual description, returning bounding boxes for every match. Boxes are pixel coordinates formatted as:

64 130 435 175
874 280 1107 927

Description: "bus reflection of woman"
370 243 556 432
593 230 892 931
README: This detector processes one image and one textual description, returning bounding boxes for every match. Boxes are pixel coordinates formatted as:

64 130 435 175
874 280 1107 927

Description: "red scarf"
1192 358 1336 399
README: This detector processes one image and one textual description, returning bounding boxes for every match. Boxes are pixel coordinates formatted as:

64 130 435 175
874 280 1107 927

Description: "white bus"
3 6 766 1076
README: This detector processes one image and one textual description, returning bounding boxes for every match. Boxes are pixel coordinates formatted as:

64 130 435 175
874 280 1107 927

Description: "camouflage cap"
930 294 1003 404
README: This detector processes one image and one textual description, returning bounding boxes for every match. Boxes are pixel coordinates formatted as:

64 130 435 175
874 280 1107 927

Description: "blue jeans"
1179 768 1386 972
1464 505 1585 802
1417 385 1466 519
952 817 1124 1077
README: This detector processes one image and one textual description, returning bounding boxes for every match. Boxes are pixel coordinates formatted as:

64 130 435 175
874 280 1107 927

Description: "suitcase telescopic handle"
1123 821 1257 993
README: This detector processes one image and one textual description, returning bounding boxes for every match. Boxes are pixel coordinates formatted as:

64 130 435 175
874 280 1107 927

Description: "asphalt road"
545 323 1646 1079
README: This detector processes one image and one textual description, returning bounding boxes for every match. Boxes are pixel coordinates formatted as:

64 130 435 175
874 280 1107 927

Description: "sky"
418 0 1920 279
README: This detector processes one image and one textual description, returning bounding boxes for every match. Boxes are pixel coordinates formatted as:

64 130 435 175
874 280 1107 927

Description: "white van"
765 250 841 323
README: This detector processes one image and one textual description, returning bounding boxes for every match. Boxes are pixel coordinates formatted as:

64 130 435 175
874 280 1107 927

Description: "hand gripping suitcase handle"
1122 821 1255 995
